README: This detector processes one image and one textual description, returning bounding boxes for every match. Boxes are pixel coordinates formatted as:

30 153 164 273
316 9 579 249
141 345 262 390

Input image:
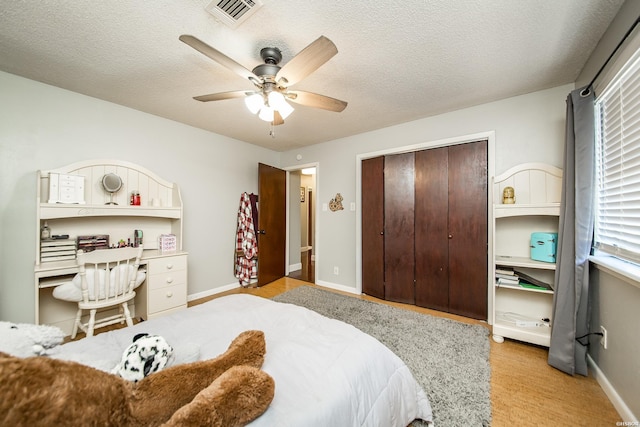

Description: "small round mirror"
102 173 123 205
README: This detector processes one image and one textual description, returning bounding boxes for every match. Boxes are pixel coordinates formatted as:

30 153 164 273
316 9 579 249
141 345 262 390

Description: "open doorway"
287 167 316 283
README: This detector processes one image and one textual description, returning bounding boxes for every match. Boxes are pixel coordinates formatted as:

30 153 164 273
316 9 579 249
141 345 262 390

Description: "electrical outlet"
600 325 608 349
333 266 339 275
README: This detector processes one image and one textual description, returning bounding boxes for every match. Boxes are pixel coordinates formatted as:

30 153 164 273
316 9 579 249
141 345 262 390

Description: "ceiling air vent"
205 0 263 29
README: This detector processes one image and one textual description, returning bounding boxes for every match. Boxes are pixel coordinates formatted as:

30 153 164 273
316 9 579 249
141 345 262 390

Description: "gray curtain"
548 87 595 376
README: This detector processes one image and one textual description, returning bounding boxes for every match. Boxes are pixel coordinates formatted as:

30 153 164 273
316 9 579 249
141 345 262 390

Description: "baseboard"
587 354 638 422
187 279 360 304
187 281 241 302
289 262 302 272
315 280 359 295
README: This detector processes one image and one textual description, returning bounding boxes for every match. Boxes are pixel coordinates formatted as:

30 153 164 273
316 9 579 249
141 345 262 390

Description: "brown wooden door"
257 163 286 287
447 141 487 319
361 157 385 299
414 147 450 311
383 152 415 304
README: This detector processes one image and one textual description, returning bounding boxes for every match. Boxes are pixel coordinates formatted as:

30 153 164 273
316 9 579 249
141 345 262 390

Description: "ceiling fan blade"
276 36 338 87
272 110 285 126
193 91 250 102
287 90 347 112
180 35 258 82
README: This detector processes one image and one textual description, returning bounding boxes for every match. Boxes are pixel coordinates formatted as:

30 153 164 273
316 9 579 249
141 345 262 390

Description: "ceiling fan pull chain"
269 122 276 138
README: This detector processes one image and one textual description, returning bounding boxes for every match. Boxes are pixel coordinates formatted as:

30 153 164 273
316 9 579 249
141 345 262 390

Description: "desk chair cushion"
53 266 146 302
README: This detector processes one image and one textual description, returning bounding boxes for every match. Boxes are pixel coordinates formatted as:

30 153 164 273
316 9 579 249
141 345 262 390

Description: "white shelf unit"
491 163 562 347
35 159 187 334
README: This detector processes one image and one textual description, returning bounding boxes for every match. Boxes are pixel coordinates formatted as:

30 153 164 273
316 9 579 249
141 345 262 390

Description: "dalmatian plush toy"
112 333 174 382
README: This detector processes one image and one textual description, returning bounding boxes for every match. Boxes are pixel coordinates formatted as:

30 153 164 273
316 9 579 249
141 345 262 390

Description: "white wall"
589 267 640 420
281 84 571 291
0 71 279 323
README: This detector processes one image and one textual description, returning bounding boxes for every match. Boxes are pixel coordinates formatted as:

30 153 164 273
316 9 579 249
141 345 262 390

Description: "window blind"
595 51 640 263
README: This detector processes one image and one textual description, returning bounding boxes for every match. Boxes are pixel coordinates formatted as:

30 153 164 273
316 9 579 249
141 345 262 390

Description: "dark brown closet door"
361 156 385 299
414 147 450 311
257 163 286 287
447 141 488 319
384 152 415 304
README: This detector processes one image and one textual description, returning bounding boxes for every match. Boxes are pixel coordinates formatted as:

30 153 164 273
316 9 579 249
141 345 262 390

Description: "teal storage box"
530 232 558 263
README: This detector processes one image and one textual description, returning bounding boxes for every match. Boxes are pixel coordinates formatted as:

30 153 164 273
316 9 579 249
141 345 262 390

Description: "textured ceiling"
0 0 625 151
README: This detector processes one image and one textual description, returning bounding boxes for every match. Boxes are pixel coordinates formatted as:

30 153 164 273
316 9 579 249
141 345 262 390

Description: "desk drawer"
147 270 187 291
147 255 187 273
148 283 187 314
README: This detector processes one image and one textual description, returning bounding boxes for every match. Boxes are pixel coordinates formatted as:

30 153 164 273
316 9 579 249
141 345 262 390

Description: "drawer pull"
166 291 173 298
166 264 174 270
166 277 174 284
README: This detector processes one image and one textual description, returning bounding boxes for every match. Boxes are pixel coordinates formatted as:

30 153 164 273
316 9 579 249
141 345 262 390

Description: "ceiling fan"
179 34 348 126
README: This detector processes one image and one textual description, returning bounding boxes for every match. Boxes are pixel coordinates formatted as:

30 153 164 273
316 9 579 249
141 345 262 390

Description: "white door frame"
284 162 319 282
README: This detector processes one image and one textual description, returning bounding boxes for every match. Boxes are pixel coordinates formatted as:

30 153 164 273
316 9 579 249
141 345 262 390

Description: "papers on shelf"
495 265 553 291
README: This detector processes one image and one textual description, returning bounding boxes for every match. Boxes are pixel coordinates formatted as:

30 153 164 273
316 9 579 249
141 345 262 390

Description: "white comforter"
55 294 433 426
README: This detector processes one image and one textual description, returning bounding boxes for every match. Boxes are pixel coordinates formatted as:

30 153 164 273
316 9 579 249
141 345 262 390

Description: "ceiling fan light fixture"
245 93 263 114
258 105 275 122
268 91 294 119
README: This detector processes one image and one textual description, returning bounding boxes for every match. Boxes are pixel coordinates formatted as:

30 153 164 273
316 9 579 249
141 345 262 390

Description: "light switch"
322 203 328 211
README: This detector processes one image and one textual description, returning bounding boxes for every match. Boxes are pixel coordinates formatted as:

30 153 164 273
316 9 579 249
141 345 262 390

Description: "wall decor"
329 193 344 212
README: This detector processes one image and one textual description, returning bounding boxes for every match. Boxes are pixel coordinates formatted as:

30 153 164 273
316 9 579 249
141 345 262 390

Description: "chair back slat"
76 246 143 304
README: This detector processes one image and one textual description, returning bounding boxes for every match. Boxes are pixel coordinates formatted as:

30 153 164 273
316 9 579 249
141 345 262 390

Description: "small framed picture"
300 187 305 202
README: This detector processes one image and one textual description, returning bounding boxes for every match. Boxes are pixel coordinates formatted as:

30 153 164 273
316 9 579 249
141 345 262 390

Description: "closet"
362 140 488 320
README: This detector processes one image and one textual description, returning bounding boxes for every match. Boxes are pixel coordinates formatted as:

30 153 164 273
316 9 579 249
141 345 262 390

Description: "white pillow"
53 266 146 302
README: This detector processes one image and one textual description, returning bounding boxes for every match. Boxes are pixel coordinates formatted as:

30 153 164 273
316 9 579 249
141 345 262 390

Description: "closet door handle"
380 231 384 235
448 234 453 239
257 230 266 235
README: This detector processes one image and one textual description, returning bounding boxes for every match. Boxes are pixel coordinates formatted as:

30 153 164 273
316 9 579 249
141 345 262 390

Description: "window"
595 50 640 264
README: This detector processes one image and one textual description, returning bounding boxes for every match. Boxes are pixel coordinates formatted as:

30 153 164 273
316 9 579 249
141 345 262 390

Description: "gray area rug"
273 285 491 427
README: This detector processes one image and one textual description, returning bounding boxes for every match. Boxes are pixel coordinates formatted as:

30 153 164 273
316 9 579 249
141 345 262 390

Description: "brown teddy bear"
0 330 275 427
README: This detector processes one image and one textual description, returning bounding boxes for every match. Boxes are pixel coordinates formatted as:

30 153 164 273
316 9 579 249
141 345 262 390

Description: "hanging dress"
235 192 258 286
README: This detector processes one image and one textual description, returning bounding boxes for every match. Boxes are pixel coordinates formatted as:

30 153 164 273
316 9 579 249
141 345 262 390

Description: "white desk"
35 160 187 336
35 250 188 335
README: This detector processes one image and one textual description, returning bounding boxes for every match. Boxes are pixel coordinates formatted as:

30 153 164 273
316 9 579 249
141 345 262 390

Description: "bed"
53 293 433 426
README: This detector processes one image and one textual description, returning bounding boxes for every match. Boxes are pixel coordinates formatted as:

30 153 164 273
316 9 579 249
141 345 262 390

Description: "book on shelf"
520 282 551 291
495 264 553 290
513 270 553 290
495 266 516 275
497 277 520 285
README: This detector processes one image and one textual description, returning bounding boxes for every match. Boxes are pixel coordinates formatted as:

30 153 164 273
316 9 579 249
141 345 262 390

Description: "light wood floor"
192 277 622 427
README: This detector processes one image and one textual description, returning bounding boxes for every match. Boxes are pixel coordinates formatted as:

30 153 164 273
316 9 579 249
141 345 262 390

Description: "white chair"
71 246 144 339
